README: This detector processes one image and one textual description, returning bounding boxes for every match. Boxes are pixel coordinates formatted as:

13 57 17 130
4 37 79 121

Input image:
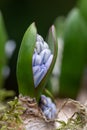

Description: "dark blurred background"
0 0 77 95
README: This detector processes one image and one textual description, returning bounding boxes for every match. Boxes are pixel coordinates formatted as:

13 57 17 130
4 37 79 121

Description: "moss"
0 97 87 130
0 97 25 130
0 89 15 102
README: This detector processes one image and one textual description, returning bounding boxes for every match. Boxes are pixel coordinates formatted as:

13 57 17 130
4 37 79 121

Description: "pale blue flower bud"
32 34 53 87
39 95 57 120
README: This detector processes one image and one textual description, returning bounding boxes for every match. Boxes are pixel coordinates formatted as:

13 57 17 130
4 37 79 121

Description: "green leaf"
0 11 8 88
35 25 58 100
59 8 87 98
47 17 65 96
17 23 37 97
54 16 65 38
78 0 87 22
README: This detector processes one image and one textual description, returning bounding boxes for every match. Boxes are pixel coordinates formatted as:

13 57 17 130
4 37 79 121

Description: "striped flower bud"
39 95 57 120
32 34 53 87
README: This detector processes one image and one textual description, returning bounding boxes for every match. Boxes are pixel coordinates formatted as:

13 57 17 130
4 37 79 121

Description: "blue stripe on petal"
32 52 37 66
34 68 46 87
39 51 45 63
44 108 52 119
40 49 51 64
33 66 40 75
43 49 51 63
45 55 53 69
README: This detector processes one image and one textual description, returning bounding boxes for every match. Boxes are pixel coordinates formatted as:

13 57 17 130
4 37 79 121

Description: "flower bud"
32 35 53 87
17 23 58 100
39 95 57 120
